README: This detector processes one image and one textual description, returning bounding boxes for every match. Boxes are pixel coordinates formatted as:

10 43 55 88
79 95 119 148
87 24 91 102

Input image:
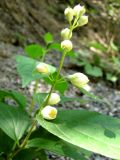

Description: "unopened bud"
48 93 60 105
41 106 57 120
82 84 91 92
61 40 73 52
68 72 89 88
73 4 86 17
61 28 72 40
36 63 49 74
64 7 74 22
77 15 88 26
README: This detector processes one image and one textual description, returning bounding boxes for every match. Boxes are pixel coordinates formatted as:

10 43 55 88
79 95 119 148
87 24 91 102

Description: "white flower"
41 106 57 120
36 63 49 74
64 7 74 22
61 28 72 40
73 4 86 17
48 93 60 105
77 15 88 26
61 40 73 52
68 72 89 88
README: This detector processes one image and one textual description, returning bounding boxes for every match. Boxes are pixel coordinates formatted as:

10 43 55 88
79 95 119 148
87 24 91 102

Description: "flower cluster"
40 4 89 121
61 4 88 52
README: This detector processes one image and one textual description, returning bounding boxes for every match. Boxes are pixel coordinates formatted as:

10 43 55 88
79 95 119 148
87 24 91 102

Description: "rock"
0 0 61 44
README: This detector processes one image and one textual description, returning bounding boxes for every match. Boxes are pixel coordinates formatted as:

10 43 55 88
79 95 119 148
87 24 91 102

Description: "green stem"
20 120 37 148
12 141 17 151
7 140 19 159
38 51 67 112
41 53 45 62
72 16 79 29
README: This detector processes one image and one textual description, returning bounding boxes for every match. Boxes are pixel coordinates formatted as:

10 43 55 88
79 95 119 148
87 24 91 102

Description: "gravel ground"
0 43 120 160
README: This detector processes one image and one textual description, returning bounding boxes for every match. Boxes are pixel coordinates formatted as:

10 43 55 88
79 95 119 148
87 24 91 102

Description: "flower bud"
61 40 73 52
68 72 89 88
64 7 74 22
61 28 72 40
41 106 57 120
36 63 49 74
48 93 60 105
82 84 91 92
73 4 86 17
77 15 88 26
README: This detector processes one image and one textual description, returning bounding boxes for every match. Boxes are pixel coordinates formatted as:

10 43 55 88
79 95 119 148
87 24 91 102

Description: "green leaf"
0 129 14 153
16 55 56 87
67 50 77 58
13 148 47 160
16 55 42 87
0 102 30 141
44 73 68 94
60 95 86 104
37 109 120 159
106 73 117 82
27 128 91 160
25 44 46 59
33 93 48 105
43 32 53 44
49 43 62 52
85 64 103 77
55 78 68 94
0 90 26 109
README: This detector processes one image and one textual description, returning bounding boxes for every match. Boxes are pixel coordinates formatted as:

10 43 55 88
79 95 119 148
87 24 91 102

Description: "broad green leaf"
0 89 26 109
43 32 53 44
106 73 117 82
33 93 48 105
76 60 86 66
85 64 103 77
0 154 4 159
60 95 86 104
37 149 48 160
37 109 120 159
27 128 91 160
0 129 14 153
13 148 47 160
25 44 46 59
16 55 42 87
55 77 68 94
44 72 68 94
67 50 77 58
49 43 62 52
16 55 56 87
0 102 30 141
